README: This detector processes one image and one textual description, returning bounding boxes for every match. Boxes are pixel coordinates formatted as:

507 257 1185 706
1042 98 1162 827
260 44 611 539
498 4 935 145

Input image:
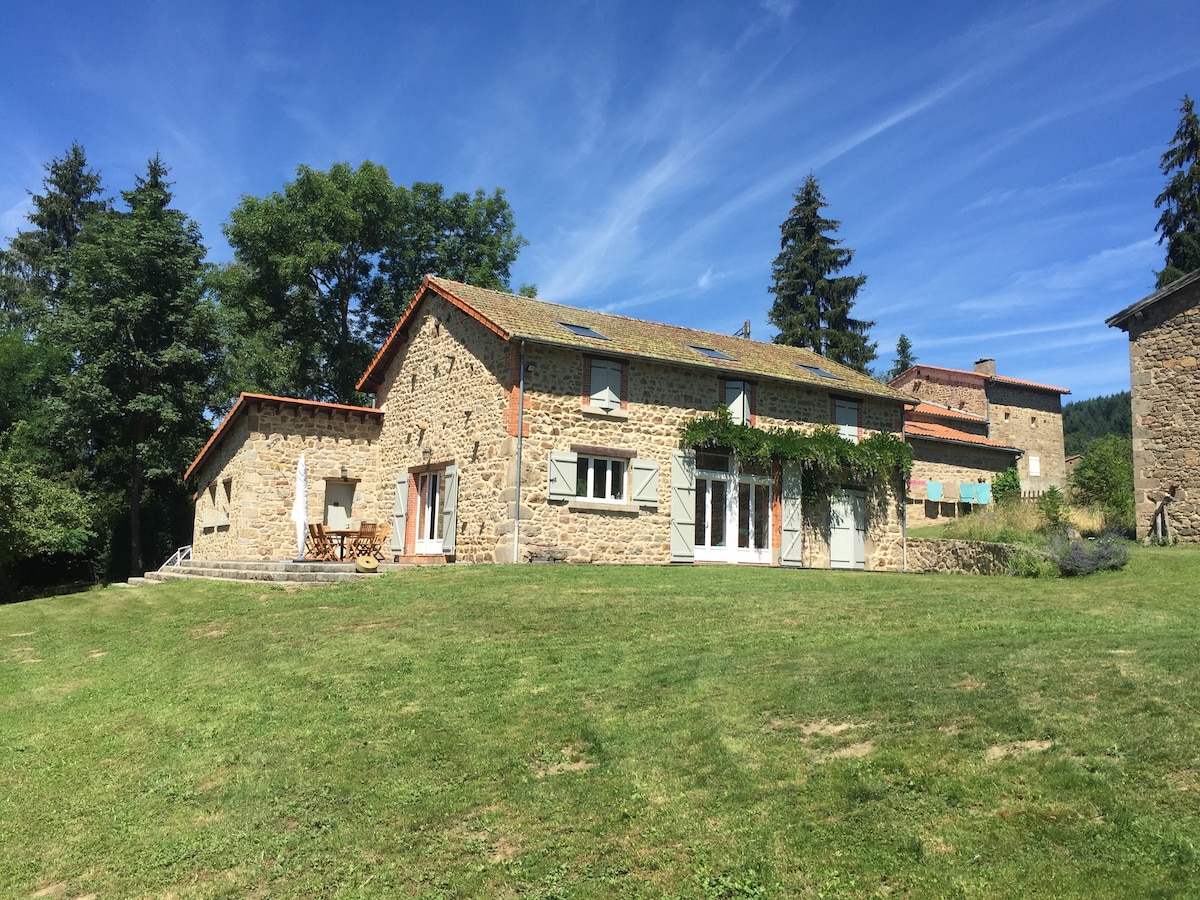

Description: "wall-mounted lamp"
422 448 432 464
339 465 348 479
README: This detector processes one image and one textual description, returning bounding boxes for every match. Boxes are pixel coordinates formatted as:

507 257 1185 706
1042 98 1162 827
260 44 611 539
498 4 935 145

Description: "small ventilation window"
797 363 842 380
558 321 610 340
688 345 735 360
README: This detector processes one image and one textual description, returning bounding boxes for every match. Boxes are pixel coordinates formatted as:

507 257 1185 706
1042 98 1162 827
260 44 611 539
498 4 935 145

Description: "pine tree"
1155 95 1200 287
53 156 218 575
883 334 917 382
768 174 876 372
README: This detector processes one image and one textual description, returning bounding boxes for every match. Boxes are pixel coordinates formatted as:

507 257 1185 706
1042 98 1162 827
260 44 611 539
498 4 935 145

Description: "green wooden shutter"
630 459 659 506
780 460 803 567
393 473 408 553
670 449 696 563
441 465 459 554
548 450 578 500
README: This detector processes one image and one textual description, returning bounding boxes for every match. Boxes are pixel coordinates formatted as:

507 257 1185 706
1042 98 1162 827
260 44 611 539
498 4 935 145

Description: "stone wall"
371 296 514 562
905 437 1016 526
1125 279 1200 540
986 384 1065 491
192 401 383 560
904 538 1016 575
895 371 988 417
514 346 905 569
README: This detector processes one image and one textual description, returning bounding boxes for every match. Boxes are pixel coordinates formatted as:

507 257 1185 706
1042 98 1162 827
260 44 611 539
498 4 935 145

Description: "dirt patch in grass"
190 625 228 638
1169 768 1200 792
827 741 875 759
530 743 598 778
986 739 1053 761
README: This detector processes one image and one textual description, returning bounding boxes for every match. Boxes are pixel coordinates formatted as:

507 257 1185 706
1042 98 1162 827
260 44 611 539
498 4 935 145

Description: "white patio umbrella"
290 452 308 560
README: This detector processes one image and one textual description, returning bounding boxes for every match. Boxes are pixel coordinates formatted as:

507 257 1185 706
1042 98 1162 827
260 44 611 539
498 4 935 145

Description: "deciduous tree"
1155 95 1200 287
215 164 526 404
768 174 875 373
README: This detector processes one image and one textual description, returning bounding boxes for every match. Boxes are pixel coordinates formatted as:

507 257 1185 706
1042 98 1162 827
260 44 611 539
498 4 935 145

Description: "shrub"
992 467 1022 503
1069 435 1134 535
1008 546 1059 578
1037 487 1068 531
1046 531 1130 576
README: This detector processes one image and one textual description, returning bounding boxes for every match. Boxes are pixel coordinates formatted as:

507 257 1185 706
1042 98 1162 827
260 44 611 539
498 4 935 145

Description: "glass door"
693 453 772 563
415 471 445 554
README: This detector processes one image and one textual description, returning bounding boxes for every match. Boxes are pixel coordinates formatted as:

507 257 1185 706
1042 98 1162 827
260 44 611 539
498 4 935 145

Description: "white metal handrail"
159 545 193 570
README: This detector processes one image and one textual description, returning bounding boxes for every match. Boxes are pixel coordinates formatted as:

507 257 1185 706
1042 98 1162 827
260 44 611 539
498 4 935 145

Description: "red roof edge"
890 364 1068 395
356 275 512 393
185 392 382 482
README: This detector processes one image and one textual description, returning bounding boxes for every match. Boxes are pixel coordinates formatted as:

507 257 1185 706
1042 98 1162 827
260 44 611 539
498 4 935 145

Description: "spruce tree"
1155 95 1200 287
768 174 876 372
885 334 917 381
53 156 218 575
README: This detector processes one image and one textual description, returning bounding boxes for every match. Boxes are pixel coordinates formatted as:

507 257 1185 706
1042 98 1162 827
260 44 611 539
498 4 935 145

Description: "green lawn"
3 551 1200 898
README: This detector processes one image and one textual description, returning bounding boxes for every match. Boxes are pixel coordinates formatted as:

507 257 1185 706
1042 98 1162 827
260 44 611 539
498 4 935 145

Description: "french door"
694 470 772 564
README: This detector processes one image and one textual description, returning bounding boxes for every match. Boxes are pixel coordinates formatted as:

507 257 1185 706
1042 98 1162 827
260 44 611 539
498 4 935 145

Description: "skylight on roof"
557 321 610 340
688 345 735 361
797 363 842 380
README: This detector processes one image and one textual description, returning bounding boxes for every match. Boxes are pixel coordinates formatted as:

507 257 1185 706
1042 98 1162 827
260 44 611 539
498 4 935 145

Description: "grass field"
3 551 1200 898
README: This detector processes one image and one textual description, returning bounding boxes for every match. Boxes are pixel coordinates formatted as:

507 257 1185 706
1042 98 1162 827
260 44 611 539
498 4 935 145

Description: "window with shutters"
576 456 626 501
584 357 626 414
723 379 752 426
548 449 659 508
832 397 861 443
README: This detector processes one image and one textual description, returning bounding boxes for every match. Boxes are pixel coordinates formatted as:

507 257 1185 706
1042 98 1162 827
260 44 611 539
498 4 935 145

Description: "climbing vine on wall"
678 407 912 502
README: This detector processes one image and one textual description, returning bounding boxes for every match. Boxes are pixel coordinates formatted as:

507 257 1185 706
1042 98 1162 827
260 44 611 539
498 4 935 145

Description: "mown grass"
3 551 1200 897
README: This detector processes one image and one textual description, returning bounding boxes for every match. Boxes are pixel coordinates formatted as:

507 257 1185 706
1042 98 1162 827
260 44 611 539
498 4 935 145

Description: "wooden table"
326 529 358 561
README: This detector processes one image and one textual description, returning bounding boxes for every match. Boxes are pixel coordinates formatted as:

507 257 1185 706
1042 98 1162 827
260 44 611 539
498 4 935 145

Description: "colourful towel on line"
926 481 943 502
959 483 977 503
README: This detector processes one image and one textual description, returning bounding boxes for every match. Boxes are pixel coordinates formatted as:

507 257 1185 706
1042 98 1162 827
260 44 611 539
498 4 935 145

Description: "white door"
694 466 771 564
415 471 445 554
830 491 866 570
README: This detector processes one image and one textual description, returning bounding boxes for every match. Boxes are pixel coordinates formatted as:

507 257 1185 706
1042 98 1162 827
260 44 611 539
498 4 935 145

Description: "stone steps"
141 559 410 586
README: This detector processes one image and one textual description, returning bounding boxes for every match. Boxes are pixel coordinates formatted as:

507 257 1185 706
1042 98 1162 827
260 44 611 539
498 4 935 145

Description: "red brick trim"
504 346 530 437
582 355 629 410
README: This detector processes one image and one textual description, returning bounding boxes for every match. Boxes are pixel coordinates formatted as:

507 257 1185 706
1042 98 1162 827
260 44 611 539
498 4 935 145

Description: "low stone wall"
904 537 1016 575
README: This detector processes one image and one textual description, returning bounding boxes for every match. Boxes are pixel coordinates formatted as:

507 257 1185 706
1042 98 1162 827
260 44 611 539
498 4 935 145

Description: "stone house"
889 360 1069 525
187 277 915 569
1106 269 1200 541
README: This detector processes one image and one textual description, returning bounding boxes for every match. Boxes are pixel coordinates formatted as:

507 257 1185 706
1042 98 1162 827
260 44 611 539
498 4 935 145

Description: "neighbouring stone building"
187 277 917 570
1106 269 1200 541
889 360 1069 526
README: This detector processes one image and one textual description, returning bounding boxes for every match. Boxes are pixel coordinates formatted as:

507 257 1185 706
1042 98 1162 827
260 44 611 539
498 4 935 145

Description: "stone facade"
187 278 913 571
904 437 1017 527
1107 271 1200 541
892 361 1068 493
189 398 383 560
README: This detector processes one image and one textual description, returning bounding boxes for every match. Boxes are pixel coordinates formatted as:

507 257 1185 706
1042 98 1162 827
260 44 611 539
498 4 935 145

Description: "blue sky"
2 1 1196 400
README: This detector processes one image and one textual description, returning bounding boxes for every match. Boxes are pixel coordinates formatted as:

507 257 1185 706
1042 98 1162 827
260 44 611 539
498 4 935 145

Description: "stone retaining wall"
904 537 1016 575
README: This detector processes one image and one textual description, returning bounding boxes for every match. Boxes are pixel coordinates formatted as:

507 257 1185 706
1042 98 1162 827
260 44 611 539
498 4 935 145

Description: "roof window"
796 363 842 380
558 321 610 340
688 345 735 361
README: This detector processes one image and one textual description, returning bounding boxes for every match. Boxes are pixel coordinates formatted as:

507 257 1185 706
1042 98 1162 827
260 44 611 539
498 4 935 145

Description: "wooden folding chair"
306 523 337 561
349 522 377 558
370 523 390 561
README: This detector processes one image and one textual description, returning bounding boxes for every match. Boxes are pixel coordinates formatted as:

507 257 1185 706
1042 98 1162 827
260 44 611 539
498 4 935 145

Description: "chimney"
974 358 996 376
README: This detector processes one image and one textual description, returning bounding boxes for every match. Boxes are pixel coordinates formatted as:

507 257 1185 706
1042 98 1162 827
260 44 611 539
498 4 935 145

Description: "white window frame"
1029 456 1041 477
576 455 627 502
588 359 623 412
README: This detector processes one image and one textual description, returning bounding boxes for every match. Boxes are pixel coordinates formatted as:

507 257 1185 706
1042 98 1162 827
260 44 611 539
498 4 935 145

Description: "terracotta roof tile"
907 402 987 423
360 277 912 403
890 364 1069 395
904 419 1021 452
